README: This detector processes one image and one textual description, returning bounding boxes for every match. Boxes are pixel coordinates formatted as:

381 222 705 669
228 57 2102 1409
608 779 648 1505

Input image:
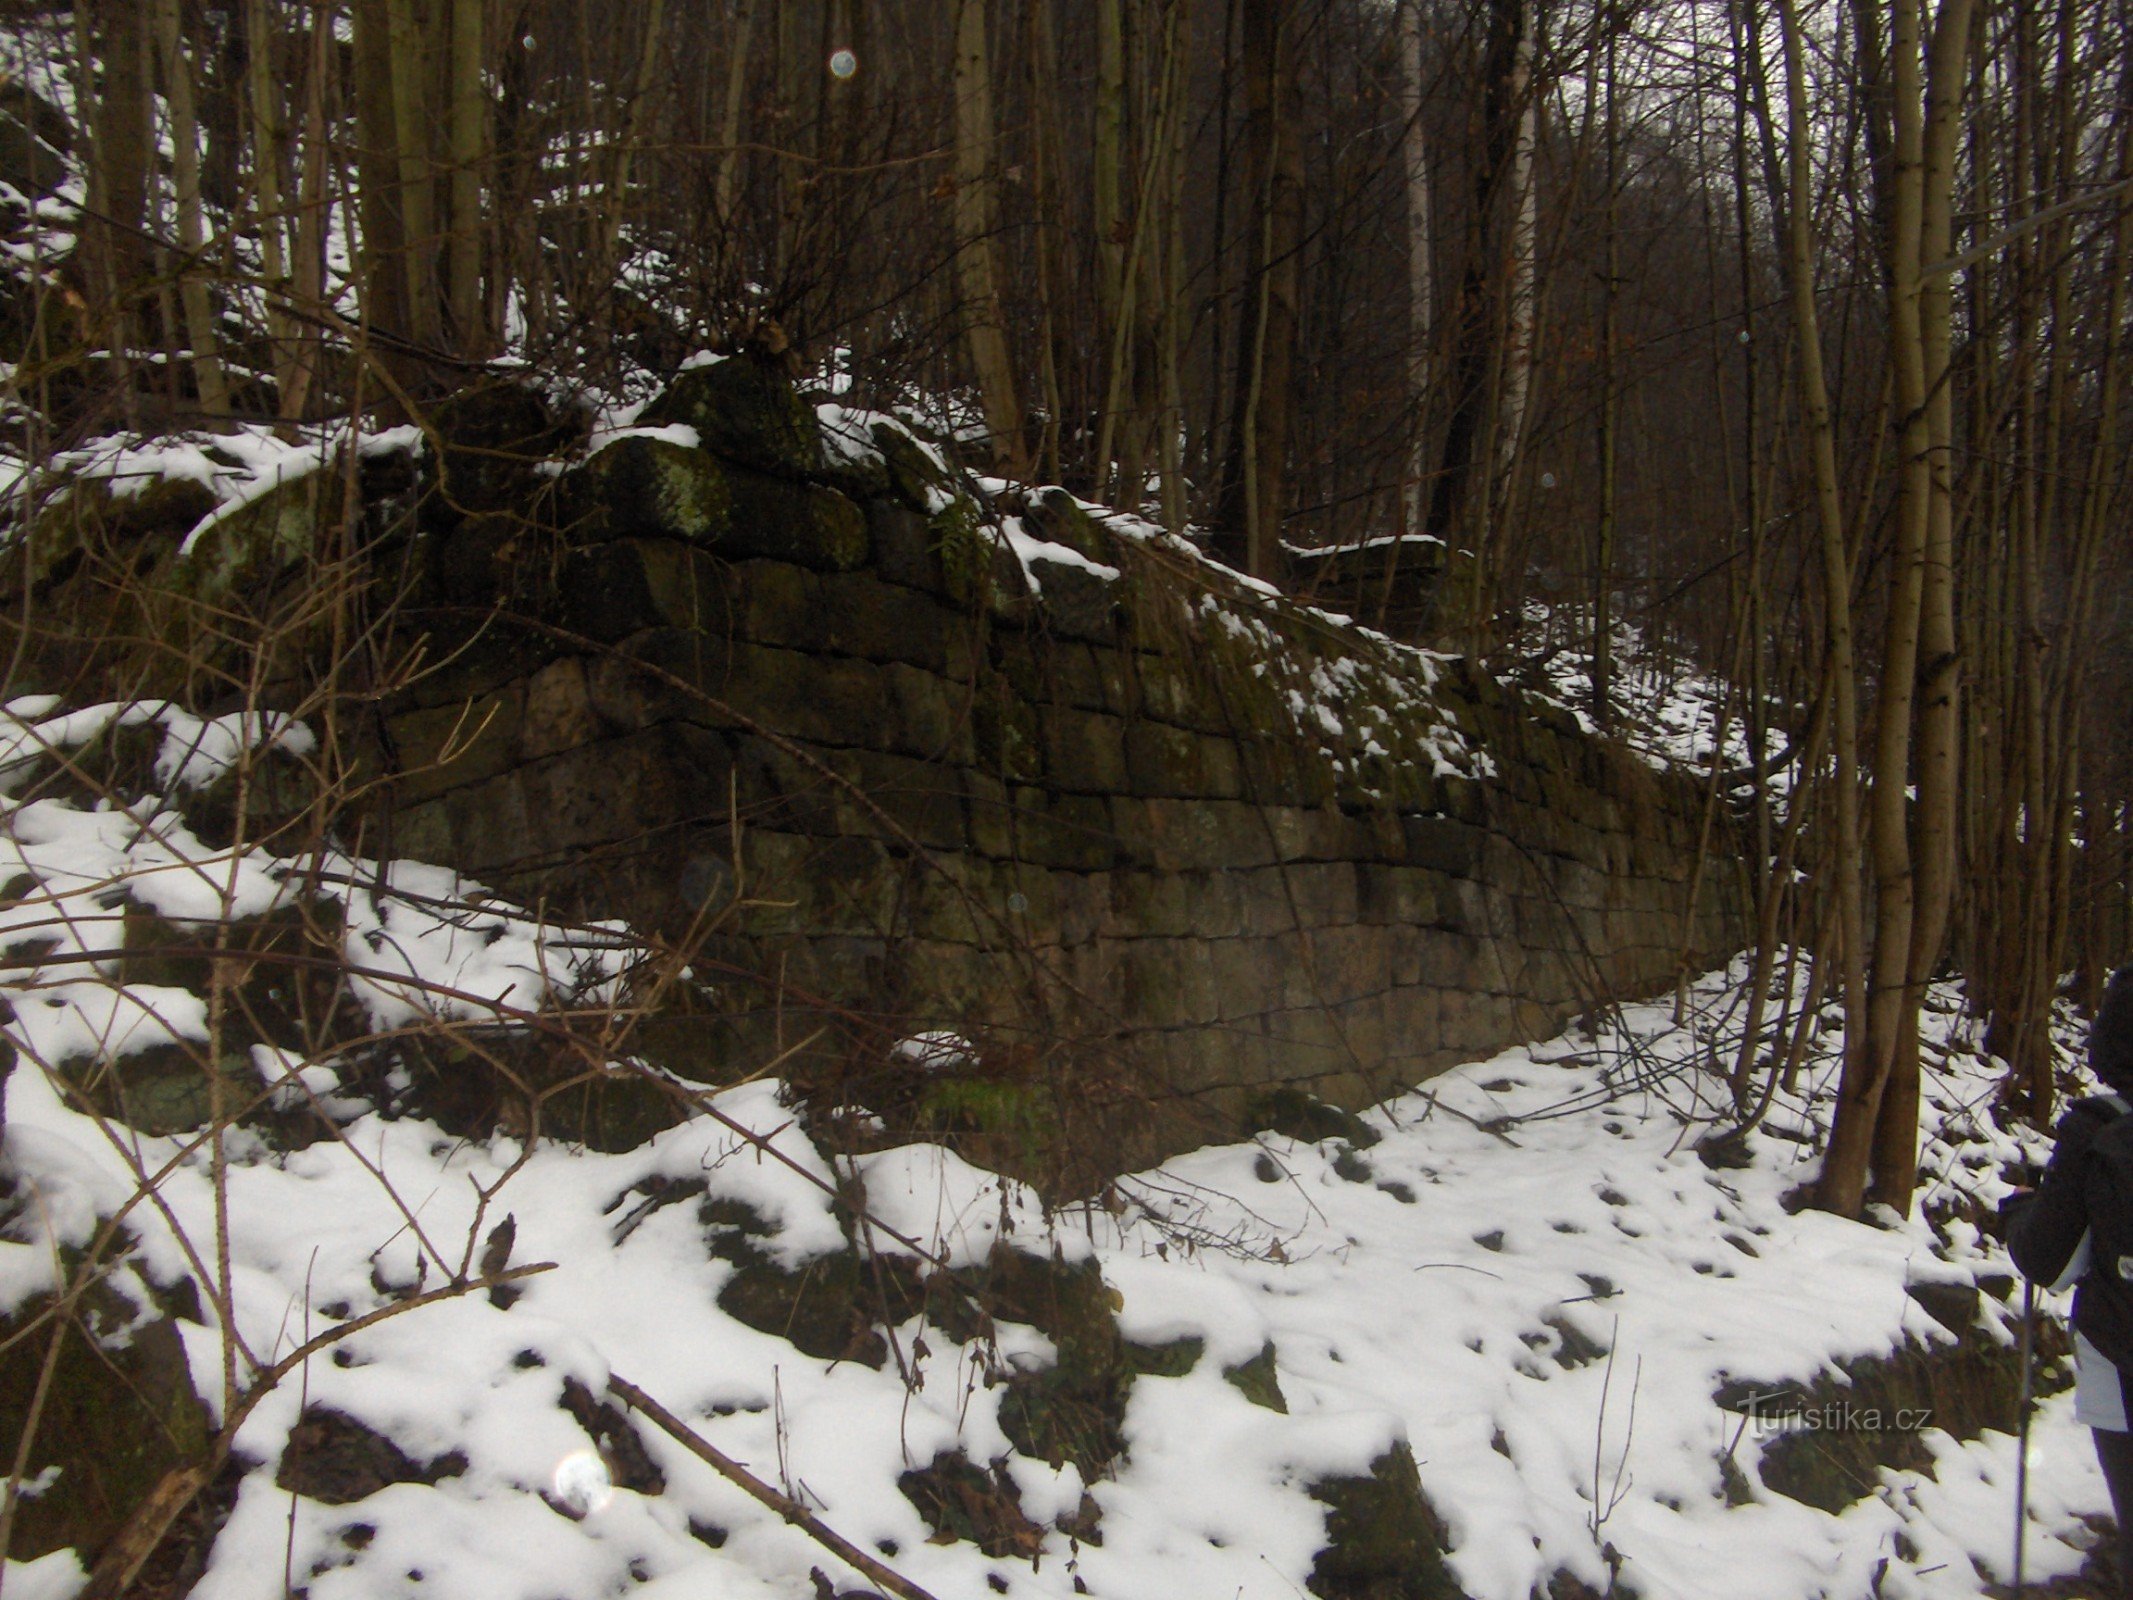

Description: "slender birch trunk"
1770 0 1869 1216
1871 0 1975 1210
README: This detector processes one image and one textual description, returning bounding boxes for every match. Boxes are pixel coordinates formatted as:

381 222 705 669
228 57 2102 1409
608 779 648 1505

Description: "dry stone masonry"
377 354 1746 1165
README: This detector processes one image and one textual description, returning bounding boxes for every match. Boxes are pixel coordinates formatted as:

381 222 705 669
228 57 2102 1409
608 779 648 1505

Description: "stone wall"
379 357 1746 1164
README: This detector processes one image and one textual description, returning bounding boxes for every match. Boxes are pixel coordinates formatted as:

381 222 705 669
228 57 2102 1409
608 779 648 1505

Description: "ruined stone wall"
381 358 1746 1159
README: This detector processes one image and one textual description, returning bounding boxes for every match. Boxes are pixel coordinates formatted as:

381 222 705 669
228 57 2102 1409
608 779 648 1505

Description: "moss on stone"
1245 1087 1382 1149
931 493 994 609
918 1077 1057 1151
1305 1444 1465 1600
1224 1341 1289 1412
704 1198 925 1367
561 435 733 546
0 1277 212 1565
637 355 828 479
1126 1335 1205 1379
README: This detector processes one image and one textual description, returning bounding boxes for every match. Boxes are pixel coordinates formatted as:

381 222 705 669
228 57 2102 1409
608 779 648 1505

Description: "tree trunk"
82 0 154 417
384 0 443 357
1870 0 1975 1211
152 0 230 418
445 0 487 356
1769 0 1870 1217
1399 0 1435 545
1215 0 1303 581
951 0 1027 473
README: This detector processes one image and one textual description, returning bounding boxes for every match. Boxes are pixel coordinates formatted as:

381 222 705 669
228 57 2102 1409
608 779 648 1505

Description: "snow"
1509 605 1792 787
0 697 2112 1600
999 517 1123 594
0 422 422 563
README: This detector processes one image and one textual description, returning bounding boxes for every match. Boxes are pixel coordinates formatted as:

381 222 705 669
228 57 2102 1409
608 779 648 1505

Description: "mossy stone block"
723 468 870 572
1224 1341 1289 1412
0 1282 212 1565
560 435 732 546
1305 1444 1462 1600
638 355 828 479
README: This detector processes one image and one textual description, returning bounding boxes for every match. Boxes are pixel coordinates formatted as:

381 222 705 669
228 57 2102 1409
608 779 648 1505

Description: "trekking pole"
2014 1275 2037 1595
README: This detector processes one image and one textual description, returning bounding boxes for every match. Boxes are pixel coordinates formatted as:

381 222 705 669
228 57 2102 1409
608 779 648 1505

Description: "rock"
559 435 732 547
1906 1279 1981 1334
377 1028 690 1154
1245 1087 1382 1149
1305 1444 1464 1600
1728 1326 2062 1514
422 381 577 529
276 1407 468 1505
638 354 829 479
707 1200 924 1366
1224 1341 1289 1412
898 1451 1045 1559
0 1282 212 1565
962 1248 1136 1477
1125 1335 1205 1379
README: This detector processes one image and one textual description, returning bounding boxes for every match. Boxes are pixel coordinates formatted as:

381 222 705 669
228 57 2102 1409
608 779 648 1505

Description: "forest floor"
0 714 2109 1600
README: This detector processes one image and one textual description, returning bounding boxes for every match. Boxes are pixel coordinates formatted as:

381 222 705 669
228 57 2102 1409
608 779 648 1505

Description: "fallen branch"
607 1372 945 1600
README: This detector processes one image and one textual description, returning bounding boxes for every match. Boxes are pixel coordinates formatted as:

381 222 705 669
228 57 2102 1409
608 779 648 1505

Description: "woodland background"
8 0 2133 1218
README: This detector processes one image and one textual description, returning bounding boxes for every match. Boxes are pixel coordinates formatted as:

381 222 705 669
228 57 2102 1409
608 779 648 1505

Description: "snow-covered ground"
0 695 2109 1600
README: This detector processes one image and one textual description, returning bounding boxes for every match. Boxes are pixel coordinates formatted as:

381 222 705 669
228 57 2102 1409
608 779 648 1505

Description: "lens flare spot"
829 48 859 79
553 1448 614 1516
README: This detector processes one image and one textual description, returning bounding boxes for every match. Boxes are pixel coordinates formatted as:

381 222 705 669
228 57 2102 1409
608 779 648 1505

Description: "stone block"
1045 642 1111 710
964 770 1013 857
816 569 967 673
1142 799 1278 873
1043 706 1129 793
1400 815 1480 876
1123 718 1213 798
883 662 972 763
1196 870 1250 938
637 354 830 479
520 657 600 760
387 691 520 804
1030 558 1120 642
723 468 871 572
867 499 947 593
1212 938 1285 1022
1112 939 1218 1028
700 640 891 751
1239 869 1300 938
558 435 731 547
1288 862 1360 929
444 771 532 875
1003 787 1118 871
837 749 970 852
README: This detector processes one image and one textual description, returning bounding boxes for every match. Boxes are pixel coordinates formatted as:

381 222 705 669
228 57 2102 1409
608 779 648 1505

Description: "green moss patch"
1305 1444 1466 1600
